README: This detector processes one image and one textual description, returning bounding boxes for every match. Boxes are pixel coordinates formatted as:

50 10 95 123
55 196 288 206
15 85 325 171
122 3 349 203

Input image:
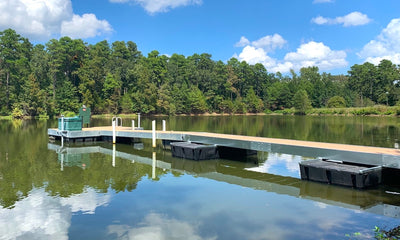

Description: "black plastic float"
299 159 382 188
171 142 219 160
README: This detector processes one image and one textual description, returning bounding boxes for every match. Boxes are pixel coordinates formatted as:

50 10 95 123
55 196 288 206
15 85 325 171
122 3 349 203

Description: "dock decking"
48 126 400 169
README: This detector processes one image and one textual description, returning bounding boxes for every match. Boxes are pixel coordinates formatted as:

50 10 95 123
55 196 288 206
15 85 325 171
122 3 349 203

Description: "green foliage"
266 81 291 110
293 90 312 115
234 98 247 114
344 225 400 240
0 115 12 120
354 95 376 107
218 99 235 114
345 232 362 239
55 80 79 114
188 86 208 114
374 225 400 240
1 28 400 117
274 108 295 115
61 111 76 117
11 107 24 119
37 114 49 120
309 106 399 116
245 87 264 113
120 94 134 113
350 107 380 116
374 226 400 240
264 109 272 114
327 96 346 108
310 107 348 115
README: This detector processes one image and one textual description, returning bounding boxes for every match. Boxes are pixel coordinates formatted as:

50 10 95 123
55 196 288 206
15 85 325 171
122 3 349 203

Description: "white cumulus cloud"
235 34 286 53
284 41 347 71
235 36 250 47
235 45 278 69
312 11 371 27
252 34 287 52
61 14 113 39
234 34 289 72
234 35 347 73
109 0 203 14
358 18 400 65
312 16 329 25
0 0 112 40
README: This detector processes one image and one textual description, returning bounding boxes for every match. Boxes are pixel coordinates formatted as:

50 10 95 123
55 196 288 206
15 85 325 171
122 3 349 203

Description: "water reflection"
0 187 111 240
48 143 400 219
108 213 214 240
245 153 306 178
2 117 400 239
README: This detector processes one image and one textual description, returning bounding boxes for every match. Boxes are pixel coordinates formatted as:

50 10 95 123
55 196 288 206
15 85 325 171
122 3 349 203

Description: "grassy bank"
309 105 400 116
270 105 400 116
91 113 138 119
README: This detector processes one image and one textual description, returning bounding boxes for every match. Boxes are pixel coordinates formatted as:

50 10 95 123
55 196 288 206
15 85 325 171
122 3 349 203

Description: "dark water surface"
1 115 400 240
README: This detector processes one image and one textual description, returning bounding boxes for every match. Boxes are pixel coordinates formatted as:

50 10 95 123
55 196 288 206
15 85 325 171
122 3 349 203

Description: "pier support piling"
152 120 156 148
112 120 116 144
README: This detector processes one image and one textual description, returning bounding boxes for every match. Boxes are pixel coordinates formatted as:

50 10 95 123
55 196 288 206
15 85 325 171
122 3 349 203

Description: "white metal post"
162 120 166 131
112 120 116 144
138 113 141 129
132 120 135 130
152 120 156 148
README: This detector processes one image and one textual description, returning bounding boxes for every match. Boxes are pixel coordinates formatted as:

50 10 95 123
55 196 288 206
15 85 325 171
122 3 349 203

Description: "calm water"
1 115 400 240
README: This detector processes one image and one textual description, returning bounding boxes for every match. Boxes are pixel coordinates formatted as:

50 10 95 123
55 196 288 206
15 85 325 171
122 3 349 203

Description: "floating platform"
171 142 219 160
169 142 257 160
299 159 382 188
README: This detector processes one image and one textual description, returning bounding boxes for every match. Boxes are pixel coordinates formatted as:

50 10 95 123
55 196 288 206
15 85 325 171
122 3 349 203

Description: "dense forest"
0 28 400 117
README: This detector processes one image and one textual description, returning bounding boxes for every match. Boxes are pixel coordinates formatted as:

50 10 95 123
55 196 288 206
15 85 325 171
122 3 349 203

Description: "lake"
1 115 400 239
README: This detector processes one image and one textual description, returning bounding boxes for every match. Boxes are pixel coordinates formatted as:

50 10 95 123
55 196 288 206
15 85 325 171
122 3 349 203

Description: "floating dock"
48 126 400 169
299 159 383 188
171 142 219 160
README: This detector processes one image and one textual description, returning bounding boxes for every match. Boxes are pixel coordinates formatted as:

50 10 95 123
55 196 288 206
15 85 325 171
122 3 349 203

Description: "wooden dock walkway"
48 126 400 169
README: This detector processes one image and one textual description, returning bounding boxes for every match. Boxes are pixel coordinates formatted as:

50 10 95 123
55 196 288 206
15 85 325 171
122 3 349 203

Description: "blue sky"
1 0 399 75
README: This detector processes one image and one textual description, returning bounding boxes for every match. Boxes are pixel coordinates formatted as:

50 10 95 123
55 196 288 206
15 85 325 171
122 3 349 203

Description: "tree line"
1 28 400 117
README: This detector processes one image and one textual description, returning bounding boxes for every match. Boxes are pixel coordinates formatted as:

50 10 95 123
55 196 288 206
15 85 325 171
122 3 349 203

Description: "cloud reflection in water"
0 187 111 240
108 212 217 240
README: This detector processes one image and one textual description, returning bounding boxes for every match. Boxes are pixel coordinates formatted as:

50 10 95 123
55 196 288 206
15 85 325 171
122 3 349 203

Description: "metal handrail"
112 117 122 127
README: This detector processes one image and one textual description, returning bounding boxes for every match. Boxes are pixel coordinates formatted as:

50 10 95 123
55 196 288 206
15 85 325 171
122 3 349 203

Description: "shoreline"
1 113 398 121
2 105 400 120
